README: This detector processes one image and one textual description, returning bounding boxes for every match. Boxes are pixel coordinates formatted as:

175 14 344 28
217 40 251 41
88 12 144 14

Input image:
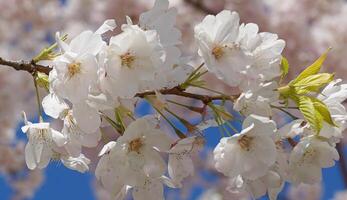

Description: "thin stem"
271 105 299 120
150 101 186 139
166 99 205 114
100 112 123 135
33 75 43 122
0 57 239 104
191 84 227 96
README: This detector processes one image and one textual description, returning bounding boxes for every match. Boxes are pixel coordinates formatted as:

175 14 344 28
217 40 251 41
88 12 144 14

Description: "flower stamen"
129 138 143 154
212 45 225 60
238 135 254 151
120 52 135 68
67 62 81 78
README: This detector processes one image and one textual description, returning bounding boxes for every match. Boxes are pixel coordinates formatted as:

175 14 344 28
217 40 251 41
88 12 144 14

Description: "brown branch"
135 86 236 104
0 57 236 103
0 57 51 75
184 0 220 15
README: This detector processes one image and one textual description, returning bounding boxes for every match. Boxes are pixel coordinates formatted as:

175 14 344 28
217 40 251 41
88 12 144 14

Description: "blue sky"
1 128 346 200
1 102 346 200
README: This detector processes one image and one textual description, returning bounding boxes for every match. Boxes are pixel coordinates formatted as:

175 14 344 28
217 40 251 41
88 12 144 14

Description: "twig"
136 86 237 104
0 57 51 75
0 57 238 104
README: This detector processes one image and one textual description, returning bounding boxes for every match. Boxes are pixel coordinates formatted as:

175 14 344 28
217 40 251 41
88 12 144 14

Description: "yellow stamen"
120 52 135 68
67 62 81 78
238 135 254 151
129 138 143 154
212 45 225 60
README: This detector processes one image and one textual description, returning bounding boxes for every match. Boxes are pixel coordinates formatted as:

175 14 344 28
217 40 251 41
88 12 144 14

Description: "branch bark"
136 86 236 104
0 57 51 75
0 57 236 103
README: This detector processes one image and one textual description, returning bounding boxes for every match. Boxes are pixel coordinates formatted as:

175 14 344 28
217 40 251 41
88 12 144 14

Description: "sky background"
0 118 346 200
0 101 346 200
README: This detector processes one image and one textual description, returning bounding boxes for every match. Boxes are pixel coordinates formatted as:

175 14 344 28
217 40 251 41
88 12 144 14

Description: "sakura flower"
214 114 277 180
228 170 283 200
132 176 165 200
96 116 172 198
21 112 66 170
234 81 279 117
60 153 90 173
288 136 339 185
167 136 204 187
116 116 172 181
100 23 166 98
95 141 132 198
42 93 101 156
277 119 306 138
61 109 101 157
194 10 285 88
317 79 347 140
50 19 116 104
139 0 181 46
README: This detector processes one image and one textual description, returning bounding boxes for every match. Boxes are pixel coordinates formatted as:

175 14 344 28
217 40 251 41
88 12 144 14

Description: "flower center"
31 128 52 144
120 52 135 68
238 135 254 151
129 138 143 154
212 45 225 60
67 62 81 78
301 147 317 164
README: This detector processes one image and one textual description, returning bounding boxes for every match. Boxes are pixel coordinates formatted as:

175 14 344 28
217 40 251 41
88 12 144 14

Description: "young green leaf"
311 97 336 127
280 56 289 81
290 48 331 85
297 96 322 132
292 73 334 94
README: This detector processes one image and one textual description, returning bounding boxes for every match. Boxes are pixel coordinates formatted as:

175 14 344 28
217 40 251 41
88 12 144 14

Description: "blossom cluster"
8 0 347 199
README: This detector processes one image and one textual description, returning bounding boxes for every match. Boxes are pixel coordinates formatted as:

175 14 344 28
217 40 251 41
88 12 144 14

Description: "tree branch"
135 86 236 104
0 57 236 104
0 57 51 75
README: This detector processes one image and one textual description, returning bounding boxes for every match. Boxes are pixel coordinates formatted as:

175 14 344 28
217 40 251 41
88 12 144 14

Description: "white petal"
95 19 117 35
51 129 67 147
42 93 69 119
25 143 37 170
73 102 101 134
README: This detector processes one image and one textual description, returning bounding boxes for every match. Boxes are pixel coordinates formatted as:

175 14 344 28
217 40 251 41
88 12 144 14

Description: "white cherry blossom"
167 136 204 187
214 114 277 180
100 23 166 98
194 10 285 88
234 81 279 117
61 109 101 157
317 79 347 140
228 170 283 200
60 153 90 173
288 136 339 185
96 117 172 198
21 112 66 170
50 19 116 104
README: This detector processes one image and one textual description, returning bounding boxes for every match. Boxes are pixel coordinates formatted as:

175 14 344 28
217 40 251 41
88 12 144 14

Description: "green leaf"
280 56 289 81
311 97 336 127
35 72 50 91
292 73 334 94
291 48 330 85
297 96 322 132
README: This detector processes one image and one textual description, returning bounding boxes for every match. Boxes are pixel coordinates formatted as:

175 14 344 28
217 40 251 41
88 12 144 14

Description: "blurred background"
0 0 347 199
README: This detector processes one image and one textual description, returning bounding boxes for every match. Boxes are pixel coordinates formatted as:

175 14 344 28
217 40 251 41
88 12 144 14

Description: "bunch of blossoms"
0 0 347 199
